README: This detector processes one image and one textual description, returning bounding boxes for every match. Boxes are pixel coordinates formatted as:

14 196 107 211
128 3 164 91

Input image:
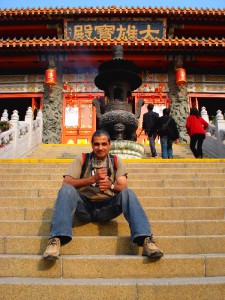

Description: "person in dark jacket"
141 103 159 157
150 108 179 159
186 107 209 158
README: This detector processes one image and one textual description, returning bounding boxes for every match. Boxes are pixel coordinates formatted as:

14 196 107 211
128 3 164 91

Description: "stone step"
27 143 194 159
1 172 225 181
0 160 224 165
1 277 225 300
1 253 225 278
1 220 225 236
1 196 225 208
1 179 225 189
0 159 225 173
1 235 225 255
1 165 225 174
27 145 92 157
1 186 225 197
1 207 224 221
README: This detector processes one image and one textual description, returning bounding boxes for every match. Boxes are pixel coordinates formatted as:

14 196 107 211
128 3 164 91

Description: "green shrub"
0 121 10 133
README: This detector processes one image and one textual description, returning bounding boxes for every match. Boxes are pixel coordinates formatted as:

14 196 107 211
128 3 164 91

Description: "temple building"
0 6 225 144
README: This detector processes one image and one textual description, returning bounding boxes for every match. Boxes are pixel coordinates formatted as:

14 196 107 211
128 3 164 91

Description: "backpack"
80 152 118 178
158 117 172 135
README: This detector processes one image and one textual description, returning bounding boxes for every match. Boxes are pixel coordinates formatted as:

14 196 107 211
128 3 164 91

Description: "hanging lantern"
176 68 187 86
45 68 57 87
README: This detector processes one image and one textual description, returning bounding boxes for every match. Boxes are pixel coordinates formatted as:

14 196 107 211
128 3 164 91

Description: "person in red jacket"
186 107 209 158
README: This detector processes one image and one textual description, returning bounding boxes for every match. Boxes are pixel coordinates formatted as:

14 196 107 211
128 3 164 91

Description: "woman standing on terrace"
186 107 209 158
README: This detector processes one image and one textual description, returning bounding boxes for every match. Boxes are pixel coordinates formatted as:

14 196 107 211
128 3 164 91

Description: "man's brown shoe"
43 237 61 260
142 236 163 259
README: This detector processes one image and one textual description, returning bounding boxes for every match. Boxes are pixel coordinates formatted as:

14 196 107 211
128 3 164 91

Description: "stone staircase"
1 154 225 298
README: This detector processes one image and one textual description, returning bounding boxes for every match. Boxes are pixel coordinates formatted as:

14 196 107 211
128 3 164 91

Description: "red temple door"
62 93 96 144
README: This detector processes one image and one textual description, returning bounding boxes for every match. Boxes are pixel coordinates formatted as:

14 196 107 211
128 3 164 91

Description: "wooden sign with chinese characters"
65 19 166 41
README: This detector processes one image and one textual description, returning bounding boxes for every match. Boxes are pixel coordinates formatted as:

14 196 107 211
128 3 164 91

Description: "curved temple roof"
0 37 224 52
0 5 224 72
0 6 225 20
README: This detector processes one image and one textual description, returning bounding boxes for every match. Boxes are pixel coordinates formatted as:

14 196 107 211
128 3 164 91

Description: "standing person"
186 107 209 158
141 103 159 157
150 108 179 159
44 130 163 260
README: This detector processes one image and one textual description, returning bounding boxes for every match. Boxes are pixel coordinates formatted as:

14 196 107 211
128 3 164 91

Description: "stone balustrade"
1 105 225 158
0 107 43 158
201 107 225 158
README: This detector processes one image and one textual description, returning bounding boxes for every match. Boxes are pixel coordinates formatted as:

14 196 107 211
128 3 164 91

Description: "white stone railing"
1 105 225 158
201 107 225 158
0 107 43 158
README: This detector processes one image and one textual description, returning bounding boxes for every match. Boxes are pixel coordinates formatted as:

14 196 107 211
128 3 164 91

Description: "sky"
0 0 224 9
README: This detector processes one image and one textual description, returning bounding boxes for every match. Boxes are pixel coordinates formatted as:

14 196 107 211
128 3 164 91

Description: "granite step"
1 172 225 180
1 235 225 255
1 277 225 300
1 254 225 279
1 179 225 189
1 186 225 197
1 219 225 236
1 206 224 221
1 196 225 208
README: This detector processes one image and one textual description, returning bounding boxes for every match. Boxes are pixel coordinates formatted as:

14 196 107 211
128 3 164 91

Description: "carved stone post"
1 109 8 121
36 110 43 144
9 110 19 157
216 110 225 157
168 57 190 143
201 106 209 123
42 56 63 143
25 107 33 148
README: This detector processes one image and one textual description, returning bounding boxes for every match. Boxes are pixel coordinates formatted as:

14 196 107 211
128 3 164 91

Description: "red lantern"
45 68 57 87
176 68 187 86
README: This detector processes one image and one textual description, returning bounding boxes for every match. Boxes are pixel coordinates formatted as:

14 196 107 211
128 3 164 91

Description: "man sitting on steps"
44 130 163 260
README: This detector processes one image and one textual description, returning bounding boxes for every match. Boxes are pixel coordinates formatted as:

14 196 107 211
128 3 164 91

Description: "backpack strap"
164 117 172 127
108 154 118 181
161 117 172 130
109 154 118 172
80 152 90 178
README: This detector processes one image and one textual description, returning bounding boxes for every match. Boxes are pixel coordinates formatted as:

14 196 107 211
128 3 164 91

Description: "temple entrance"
136 92 169 144
198 97 225 120
62 93 98 144
189 93 225 121
0 94 43 120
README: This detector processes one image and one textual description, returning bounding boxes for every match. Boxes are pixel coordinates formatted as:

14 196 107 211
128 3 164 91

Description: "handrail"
0 107 43 158
201 107 225 158
1 105 225 158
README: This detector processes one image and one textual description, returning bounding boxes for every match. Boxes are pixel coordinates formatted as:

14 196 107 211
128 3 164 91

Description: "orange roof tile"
0 6 224 19
0 37 224 52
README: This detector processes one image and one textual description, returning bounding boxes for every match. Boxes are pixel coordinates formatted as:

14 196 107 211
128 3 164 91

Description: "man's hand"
95 168 110 191
93 167 108 182
98 177 111 191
